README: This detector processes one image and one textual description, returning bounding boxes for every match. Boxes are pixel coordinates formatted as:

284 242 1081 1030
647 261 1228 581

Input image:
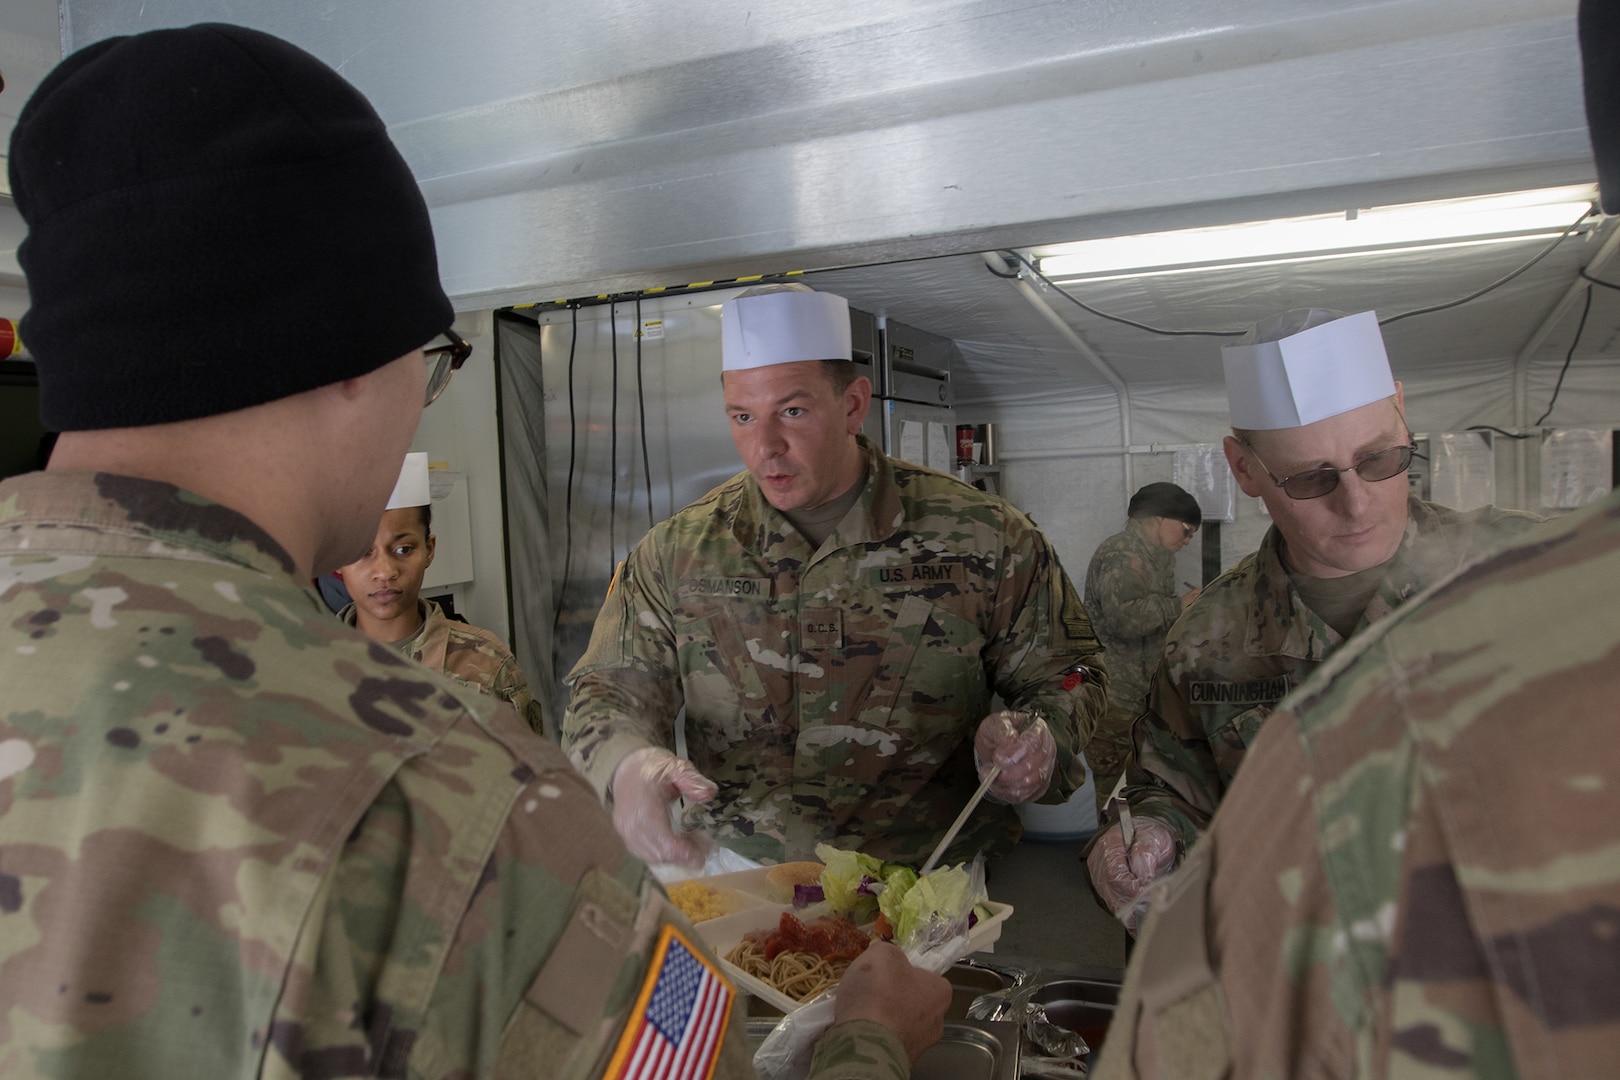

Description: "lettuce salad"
812 843 988 951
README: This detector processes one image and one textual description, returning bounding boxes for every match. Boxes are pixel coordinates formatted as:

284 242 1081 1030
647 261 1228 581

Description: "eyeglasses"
1179 522 1198 540
1246 442 1418 500
423 330 473 407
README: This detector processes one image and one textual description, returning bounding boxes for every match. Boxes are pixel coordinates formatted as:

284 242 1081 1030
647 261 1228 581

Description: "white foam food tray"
689 867 1013 1013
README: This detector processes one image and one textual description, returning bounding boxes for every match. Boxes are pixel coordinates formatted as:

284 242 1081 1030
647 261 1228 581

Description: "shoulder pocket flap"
1136 845 1232 1080
527 898 630 1037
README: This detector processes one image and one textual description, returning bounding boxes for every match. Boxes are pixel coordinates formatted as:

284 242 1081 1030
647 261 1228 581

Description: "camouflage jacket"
1096 494 1619 1080
1082 518 1179 716
563 436 1109 865
339 597 545 735
0 472 904 1080
1126 497 1541 854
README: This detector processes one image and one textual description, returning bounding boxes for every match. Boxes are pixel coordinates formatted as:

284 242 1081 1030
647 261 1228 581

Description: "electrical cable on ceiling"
635 295 654 530
554 304 580 636
1005 252 1248 337
608 301 620 576
1379 207 1593 326
1466 424 1535 441
1533 283 1593 427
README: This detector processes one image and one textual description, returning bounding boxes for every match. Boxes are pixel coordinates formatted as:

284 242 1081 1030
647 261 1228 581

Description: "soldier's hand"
974 711 1056 803
1179 586 1202 610
833 940 950 1063
609 747 718 868
1084 818 1177 935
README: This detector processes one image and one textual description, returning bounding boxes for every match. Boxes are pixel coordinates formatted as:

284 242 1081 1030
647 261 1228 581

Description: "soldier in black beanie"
1081 482 1203 819
0 24 947 1079
11 22 453 431
1125 481 1203 530
7 21 463 576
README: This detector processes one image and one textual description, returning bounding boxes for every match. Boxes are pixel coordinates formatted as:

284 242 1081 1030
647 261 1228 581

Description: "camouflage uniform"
1082 518 1180 816
1124 497 1540 854
564 436 1108 866
0 472 905 1079
339 597 545 736
1096 494 1620 1080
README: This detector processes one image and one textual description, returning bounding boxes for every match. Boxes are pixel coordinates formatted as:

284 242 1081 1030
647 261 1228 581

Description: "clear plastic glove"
1084 817 1177 935
973 711 1056 804
609 747 718 868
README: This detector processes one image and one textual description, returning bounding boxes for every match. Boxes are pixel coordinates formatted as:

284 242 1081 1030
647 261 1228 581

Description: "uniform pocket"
845 593 982 756
1118 845 1234 1080
1206 704 1275 778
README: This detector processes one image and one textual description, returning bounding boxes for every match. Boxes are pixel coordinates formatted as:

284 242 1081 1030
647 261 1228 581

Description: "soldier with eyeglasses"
0 24 946 1079
1086 308 1540 931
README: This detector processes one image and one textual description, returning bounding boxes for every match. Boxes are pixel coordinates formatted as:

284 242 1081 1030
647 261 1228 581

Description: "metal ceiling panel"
58 0 1591 309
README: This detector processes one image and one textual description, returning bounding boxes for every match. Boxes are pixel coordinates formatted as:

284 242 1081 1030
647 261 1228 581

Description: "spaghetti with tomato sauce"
724 913 872 1002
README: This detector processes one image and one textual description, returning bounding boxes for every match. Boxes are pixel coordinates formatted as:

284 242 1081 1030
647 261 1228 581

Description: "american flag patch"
603 924 734 1080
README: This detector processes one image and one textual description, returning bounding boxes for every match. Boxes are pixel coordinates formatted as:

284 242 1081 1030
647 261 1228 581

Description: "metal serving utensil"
964 967 1088 1061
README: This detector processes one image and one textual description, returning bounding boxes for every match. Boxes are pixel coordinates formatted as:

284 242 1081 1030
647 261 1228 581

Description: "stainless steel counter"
981 838 1127 976
746 1019 1022 1080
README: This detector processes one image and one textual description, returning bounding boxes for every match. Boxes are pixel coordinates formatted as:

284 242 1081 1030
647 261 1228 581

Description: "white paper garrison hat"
385 452 431 510
1221 310 1396 430
720 287 851 371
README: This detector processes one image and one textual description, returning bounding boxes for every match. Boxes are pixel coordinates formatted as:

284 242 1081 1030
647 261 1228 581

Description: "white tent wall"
401 311 512 642
2 0 58 308
0 203 28 322
0 286 28 322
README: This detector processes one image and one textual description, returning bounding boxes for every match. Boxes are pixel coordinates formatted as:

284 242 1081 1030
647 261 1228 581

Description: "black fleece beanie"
1127 482 1202 527
8 23 453 430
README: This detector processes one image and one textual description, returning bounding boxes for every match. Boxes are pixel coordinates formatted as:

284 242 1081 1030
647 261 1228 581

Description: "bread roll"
764 861 824 903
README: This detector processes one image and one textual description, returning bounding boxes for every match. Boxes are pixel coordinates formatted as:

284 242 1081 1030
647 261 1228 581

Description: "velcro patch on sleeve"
602 924 734 1080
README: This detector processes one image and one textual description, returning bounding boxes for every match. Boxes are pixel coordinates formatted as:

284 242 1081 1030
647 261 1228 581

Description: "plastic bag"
650 844 762 884
752 857 988 1080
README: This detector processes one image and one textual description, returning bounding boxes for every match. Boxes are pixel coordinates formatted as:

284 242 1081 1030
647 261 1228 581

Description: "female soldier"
340 453 545 735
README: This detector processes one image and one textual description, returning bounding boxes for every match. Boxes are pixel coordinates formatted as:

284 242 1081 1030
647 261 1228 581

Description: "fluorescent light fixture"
1034 186 1598 281
1055 233 1578 286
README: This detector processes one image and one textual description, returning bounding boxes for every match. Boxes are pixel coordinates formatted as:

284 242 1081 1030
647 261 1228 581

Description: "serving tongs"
965 967 1088 1061
919 763 1000 876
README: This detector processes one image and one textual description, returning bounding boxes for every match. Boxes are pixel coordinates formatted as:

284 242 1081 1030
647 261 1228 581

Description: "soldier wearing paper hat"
1086 307 1540 932
340 452 438 644
1221 309 1396 432
1218 308 1414 578
564 284 1110 874
715 284 868 513
316 452 430 613
720 284 853 373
